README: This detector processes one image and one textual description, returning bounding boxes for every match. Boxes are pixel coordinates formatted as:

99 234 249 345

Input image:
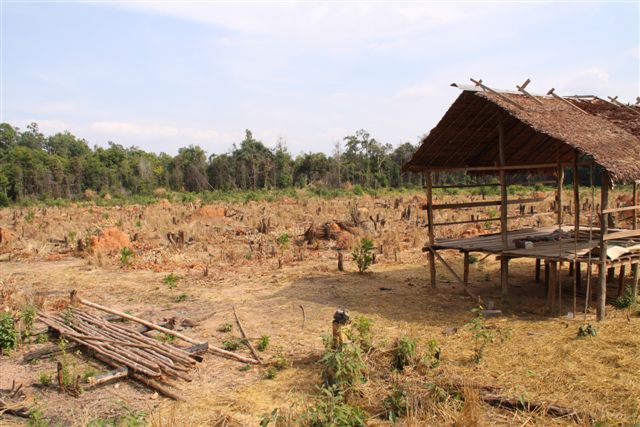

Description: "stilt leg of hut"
618 265 626 297
498 121 508 300
633 263 639 305
426 172 436 288
575 262 582 291
463 252 470 285
607 267 615 283
597 174 610 321
547 261 558 313
535 259 541 283
573 149 580 314
544 261 550 294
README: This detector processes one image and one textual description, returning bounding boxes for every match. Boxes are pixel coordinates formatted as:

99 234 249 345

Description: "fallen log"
86 367 128 388
232 305 262 364
481 393 583 420
208 346 261 364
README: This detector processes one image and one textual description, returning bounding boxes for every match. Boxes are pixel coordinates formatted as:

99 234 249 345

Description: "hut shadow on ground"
272 260 581 330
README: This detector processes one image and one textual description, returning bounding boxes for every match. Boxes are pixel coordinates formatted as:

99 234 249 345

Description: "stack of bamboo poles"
39 309 196 381
37 290 209 399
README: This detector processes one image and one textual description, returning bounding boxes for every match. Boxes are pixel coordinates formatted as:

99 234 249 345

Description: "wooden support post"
597 174 610 321
634 181 639 303
575 262 582 291
607 267 615 283
535 259 541 283
426 172 437 288
618 265 627 297
547 261 558 312
569 263 574 275
463 252 470 285
498 120 508 299
634 181 638 231
544 260 550 294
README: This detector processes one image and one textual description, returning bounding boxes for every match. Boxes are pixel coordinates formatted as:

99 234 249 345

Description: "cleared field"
1 189 639 426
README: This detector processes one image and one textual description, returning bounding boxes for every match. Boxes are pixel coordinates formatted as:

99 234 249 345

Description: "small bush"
38 371 52 387
162 273 179 289
217 323 233 333
223 338 242 351
174 293 187 302
384 385 408 422
393 336 417 371
119 247 134 267
299 387 366 427
0 192 10 207
0 312 18 352
352 238 375 274
21 305 37 340
257 335 270 352
348 315 373 352
578 324 597 338
465 307 511 364
273 354 290 371
264 367 278 380
321 339 366 390
613 285 636 309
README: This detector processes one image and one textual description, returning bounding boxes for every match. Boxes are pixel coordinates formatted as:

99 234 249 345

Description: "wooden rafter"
607 95 640 116
547 88 589 114
516 78 543 105
471 78 524 109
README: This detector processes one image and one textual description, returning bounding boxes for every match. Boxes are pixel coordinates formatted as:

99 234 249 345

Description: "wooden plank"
429 212 554 227
601 204 640 215
431 197 545 210
602 229 640 241
426 172 436 288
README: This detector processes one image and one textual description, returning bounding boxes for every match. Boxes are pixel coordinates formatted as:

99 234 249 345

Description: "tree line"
0 123 425 204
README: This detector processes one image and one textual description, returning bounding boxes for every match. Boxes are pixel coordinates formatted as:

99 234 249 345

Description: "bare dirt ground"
1 189 639 426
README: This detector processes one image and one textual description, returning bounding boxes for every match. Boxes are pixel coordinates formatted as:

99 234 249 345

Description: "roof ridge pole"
470 77 524 110
547 88 589 115
498 119 509 301
597 171 610 321
516 78 543 105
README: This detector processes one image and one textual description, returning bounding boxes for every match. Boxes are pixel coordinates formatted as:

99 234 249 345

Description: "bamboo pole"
597 173 610 321
426 172 437 288
232 305 262 364
498 120 509 299
70 290 205 346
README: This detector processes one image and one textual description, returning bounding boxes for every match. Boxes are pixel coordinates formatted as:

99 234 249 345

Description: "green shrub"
0 312 18 352
393 336 416 371
119 247 134 267
162 273 179 289
257 335 270 352
299 387 366 427
465 307 511 363
217 323 233 333
384 385 408 423
38 371 52 387
352 238 375 274
223 338 242 351
578 324 597 338
321 338 366 390
0 193 10 207
21 305 37 340
174 293 187 302
348 315 373 352
273 354 290 371
264 367 278 380
613 285 636 309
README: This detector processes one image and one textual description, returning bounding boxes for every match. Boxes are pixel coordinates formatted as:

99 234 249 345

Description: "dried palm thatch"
403 85 640 183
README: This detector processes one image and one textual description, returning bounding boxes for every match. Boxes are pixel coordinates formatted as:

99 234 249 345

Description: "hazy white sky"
2 1 638 155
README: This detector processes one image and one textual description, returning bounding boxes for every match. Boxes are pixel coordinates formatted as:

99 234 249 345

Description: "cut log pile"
35 290 209 400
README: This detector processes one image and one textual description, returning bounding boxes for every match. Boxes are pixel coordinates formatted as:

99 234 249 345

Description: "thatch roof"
403 86 640 183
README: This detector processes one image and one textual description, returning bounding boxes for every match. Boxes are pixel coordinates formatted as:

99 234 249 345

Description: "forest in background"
0 122 432 206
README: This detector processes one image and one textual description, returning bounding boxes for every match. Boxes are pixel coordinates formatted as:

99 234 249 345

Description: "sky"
1 1 638 156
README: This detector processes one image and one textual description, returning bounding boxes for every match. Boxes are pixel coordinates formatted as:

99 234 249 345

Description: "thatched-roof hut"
404 81 640 321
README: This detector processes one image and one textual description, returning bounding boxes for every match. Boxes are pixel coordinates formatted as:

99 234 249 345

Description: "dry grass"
0 188 638 425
